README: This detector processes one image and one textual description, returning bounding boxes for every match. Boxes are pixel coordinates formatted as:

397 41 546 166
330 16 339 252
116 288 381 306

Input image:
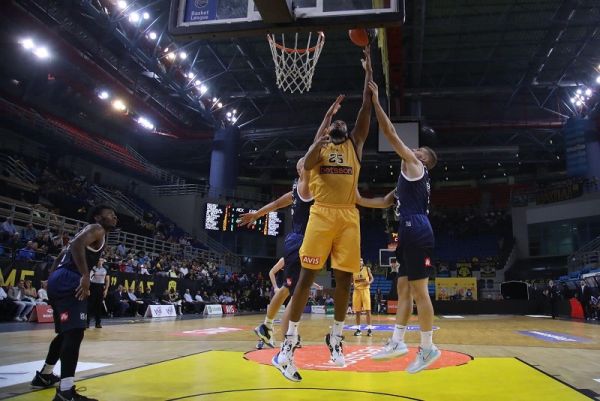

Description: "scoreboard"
204 203 284 237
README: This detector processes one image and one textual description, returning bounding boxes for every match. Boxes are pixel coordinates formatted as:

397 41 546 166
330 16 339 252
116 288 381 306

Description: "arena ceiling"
1 0 599 187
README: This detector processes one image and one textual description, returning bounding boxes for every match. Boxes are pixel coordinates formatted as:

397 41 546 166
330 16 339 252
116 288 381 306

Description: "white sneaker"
406 345 441 374
276 336 296 366
325 333 345 367
14 317 22 322
371 338 409 360
271 352 302 382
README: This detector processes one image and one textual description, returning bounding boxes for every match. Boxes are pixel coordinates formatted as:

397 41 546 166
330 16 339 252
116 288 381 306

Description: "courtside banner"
311 305 326 314
435 277 477 300
144 305 177 318
29 304 54 323
222 304 237 314
203 304 223 316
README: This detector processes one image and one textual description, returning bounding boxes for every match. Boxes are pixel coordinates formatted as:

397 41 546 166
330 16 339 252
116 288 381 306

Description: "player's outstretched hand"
327 94 345 116
361 45 372 72
368 81 379 103
238 212 258 228
76 275 91 301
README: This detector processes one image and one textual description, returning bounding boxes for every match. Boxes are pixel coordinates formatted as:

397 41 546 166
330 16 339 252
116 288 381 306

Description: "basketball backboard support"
379 248 396 267
169 0 405 40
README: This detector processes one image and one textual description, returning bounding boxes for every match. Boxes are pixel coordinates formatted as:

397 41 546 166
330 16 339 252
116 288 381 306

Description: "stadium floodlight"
179 51 187 60
112 99 127 111
575 100 583 106
128 12 140 23
98 91 110 100
232 109 237 114
199 84 208 95
148 31 157 40
166 52 176 61
596 75 600 84
217 102 223 108
137 116 154 130
187 72 195 79
576 88 582 95
232 117 238 123
143 12 150 20
585 88 592 97
194 79 201 87
117 0 127 10
212 97 217 103
20 38 35 50
570 97 576 103
226 112 232 118
33 46 50 59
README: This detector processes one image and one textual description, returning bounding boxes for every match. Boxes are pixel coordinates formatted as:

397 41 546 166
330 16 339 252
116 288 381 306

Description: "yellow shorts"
352 288 371 312
299 204 360 273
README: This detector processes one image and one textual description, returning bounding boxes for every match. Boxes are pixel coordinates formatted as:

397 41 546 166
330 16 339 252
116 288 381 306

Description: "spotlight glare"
143 12 150 20
33 46 50 59
98 91 110 100
112 99 127 112
576 100 583 106
163 47 169 53
194 80 201 87
585 88 592 96
148 31 157 40
212 97 217 103
570 97 576 104
20 38 35 50
226 112 232 117
576 88 582 95
199 84 208 95
128 12 140 23
232 109 237 114
117 0 127 10
596 76 600 84
217 102 223 108
232 117 238 123
179 51 187 60
187 72 195 79
167 52 176 61
137 116 154 130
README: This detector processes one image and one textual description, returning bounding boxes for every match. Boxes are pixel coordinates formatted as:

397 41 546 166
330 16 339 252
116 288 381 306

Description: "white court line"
442 315 464 319
526 315 552 318
0 360 110 389
594 378 600 383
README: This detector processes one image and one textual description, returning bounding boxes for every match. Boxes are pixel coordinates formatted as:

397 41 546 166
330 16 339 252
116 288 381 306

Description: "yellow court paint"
6 351 591 401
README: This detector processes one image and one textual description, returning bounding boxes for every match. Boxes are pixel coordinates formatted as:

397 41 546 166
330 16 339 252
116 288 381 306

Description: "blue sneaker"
406 345 441 374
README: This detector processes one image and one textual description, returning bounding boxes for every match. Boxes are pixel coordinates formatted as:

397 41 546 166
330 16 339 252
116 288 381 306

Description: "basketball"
349 28 377 47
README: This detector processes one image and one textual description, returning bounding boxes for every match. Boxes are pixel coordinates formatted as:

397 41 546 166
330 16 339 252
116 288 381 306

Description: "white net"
267 32 325 94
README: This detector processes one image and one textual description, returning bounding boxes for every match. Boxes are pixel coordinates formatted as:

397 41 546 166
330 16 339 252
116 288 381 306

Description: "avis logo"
286 278 293 286
302 256 321 265
60 312 69 322
424 257 432 267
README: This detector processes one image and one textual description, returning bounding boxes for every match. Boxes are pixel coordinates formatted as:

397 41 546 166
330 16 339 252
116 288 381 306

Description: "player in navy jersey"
239 158 314 357
31 205 117 401
367 81 441 373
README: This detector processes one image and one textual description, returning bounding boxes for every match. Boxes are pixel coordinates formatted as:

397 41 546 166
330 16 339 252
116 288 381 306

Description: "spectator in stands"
577 281 593 320
161 289 182 316
37 281 49 303
544 280 561 319
1 217 17 237
139 264 150 275
8 280 35 321
126 287 143 317
108 285 129 317
23 280 44 304
183 289 203 314
141 287 159 311
0 282 18 321
116 243 127 258
21 223 37 242
16 241 36 261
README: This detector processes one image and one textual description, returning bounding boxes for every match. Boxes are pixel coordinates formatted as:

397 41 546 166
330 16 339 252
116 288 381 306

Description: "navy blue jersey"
291 179 313 235
394 164 431 218
57 228 106 274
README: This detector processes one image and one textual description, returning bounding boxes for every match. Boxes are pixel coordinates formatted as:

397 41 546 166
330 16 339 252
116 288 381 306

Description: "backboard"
169 0 404 39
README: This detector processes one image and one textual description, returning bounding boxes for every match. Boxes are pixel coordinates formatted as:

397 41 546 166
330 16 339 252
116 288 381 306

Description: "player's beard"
330 128 347 144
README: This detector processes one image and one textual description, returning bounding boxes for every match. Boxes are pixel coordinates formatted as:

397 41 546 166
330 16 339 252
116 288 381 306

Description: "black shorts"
396 215 435 281
282 232 303 296
50 297 88 334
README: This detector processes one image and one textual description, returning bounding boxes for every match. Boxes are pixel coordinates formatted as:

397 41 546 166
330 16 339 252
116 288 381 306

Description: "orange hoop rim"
267 31 325 54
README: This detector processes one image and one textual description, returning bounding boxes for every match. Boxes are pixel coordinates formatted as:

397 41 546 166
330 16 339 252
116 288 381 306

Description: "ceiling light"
199 84 208 95
576 89 582 95
167 52 176 61
585 88 592 97
148 31 157 40
137 116 154 130
142 12 150 20
212 97 217 103
596 76 600 84
232 117 238 123
20 38 35 50
98 91 110 100
163 47 169 53
112 99 127 111
33 47 50 59
179 51 187 60
128 12 140 23
570 97 576 104
187 72 195 79
217 102 223 108
232 109 237 114
194 79 201 87
117 0 127 10
226 112 232 117
576 100 583 106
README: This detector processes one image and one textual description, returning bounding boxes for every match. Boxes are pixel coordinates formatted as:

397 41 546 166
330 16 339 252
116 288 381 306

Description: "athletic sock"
264 317 274 330
332 320 344 337
420 330 433 349
392 324 407 343
59 377 74 392
286 321 299 342
41 363 54 375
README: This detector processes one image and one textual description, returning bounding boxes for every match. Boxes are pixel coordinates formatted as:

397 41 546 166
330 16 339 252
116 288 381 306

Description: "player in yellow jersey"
352 258 374 336
272 46 373 382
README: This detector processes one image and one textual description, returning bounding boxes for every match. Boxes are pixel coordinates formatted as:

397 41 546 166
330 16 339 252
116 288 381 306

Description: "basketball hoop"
267 31 325 94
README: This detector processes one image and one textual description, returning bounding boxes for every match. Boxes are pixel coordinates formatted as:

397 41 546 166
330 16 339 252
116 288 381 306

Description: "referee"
88 258 109 328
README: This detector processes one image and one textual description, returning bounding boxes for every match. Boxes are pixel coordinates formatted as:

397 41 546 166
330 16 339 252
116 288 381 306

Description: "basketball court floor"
0 313 599 400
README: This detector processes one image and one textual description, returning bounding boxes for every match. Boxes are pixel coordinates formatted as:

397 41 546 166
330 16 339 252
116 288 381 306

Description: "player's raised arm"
350 45 373 156
238 192 293 227
313 95 345 142
356 189 395 209
369 81 420 167
304 133 331 170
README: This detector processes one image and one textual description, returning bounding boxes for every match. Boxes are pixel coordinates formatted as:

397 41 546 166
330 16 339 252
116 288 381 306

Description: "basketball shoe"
353 328 362 336
272 335 302 382
406 345 441 373
325 333 345 367
254 323 275 348
371 338 409 360
53 386 98 401
31 371 60 388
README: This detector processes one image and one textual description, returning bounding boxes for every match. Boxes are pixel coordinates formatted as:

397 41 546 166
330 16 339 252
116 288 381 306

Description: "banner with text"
435 277 477 301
